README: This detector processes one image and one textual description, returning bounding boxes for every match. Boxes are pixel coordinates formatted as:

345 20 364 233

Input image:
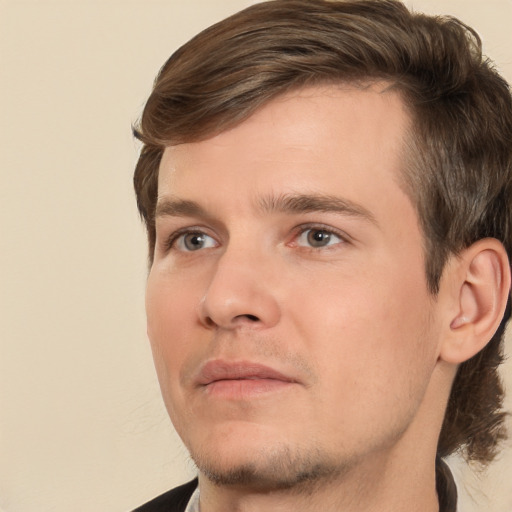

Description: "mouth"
196 360 299 399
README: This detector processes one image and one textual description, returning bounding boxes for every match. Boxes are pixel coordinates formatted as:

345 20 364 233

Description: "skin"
146 84 458 511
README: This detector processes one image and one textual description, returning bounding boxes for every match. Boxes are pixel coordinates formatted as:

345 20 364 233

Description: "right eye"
173 231 218 252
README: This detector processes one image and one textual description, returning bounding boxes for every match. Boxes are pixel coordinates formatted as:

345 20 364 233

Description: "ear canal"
450 315 469 329
449 280 478 330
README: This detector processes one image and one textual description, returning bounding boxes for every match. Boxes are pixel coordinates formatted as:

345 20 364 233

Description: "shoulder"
132 479 198 512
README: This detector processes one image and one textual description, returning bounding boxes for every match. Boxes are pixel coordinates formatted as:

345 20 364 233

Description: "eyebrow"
155 198 209 219
155 193 377 225
257 193 377 224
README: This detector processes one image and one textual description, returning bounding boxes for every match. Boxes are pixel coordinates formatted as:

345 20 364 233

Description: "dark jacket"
132 479 198 512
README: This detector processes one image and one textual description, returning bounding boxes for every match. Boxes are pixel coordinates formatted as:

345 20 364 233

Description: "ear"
439 238 511 365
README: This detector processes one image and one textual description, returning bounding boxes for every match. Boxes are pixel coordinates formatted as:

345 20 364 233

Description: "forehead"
157 83 412 216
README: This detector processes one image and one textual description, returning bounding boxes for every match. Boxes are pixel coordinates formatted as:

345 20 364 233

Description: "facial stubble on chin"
190 443 353 495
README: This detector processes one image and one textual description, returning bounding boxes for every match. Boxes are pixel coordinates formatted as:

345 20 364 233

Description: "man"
132 1 512 510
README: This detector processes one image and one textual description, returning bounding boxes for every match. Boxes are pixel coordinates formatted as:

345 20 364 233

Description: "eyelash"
161 223 349 253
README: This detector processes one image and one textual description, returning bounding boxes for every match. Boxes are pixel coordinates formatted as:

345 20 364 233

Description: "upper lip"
196 360 297 386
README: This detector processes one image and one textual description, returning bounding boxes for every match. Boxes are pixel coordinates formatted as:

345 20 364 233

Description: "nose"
198 245 281 330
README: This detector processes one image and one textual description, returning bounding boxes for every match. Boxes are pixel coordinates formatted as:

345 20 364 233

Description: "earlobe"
440 239 511 365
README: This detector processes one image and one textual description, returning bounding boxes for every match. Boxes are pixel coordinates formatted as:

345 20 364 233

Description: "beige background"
1 1 511 511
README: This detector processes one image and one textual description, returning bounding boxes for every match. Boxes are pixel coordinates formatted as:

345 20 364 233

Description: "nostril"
202 313 260 328
204 316 216 328
234 314 260 322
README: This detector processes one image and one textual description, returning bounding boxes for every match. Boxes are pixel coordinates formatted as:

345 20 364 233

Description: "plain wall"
1 1 511 511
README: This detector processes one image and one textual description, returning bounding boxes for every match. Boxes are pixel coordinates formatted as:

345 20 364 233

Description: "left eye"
296 228 343 248
175 232 217 251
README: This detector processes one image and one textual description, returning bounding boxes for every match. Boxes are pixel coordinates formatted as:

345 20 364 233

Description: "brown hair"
133 0 512 464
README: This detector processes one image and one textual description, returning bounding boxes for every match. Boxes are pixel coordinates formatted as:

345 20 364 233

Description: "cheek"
146 263 201 338
145 269 202 395
294 283 436 448
289 256 436 396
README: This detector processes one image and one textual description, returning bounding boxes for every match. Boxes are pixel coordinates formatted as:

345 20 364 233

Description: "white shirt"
184 487 200 512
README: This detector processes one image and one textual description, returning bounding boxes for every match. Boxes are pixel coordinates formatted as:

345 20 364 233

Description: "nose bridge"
199 236 281 329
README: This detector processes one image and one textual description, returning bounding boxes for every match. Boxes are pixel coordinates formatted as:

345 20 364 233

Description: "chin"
190 440 350 492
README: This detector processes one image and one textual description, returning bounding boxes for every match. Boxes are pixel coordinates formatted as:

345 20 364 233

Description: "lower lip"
204 379 295 399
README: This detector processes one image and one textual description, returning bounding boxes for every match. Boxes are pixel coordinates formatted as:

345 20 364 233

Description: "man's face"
146 85 444 488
